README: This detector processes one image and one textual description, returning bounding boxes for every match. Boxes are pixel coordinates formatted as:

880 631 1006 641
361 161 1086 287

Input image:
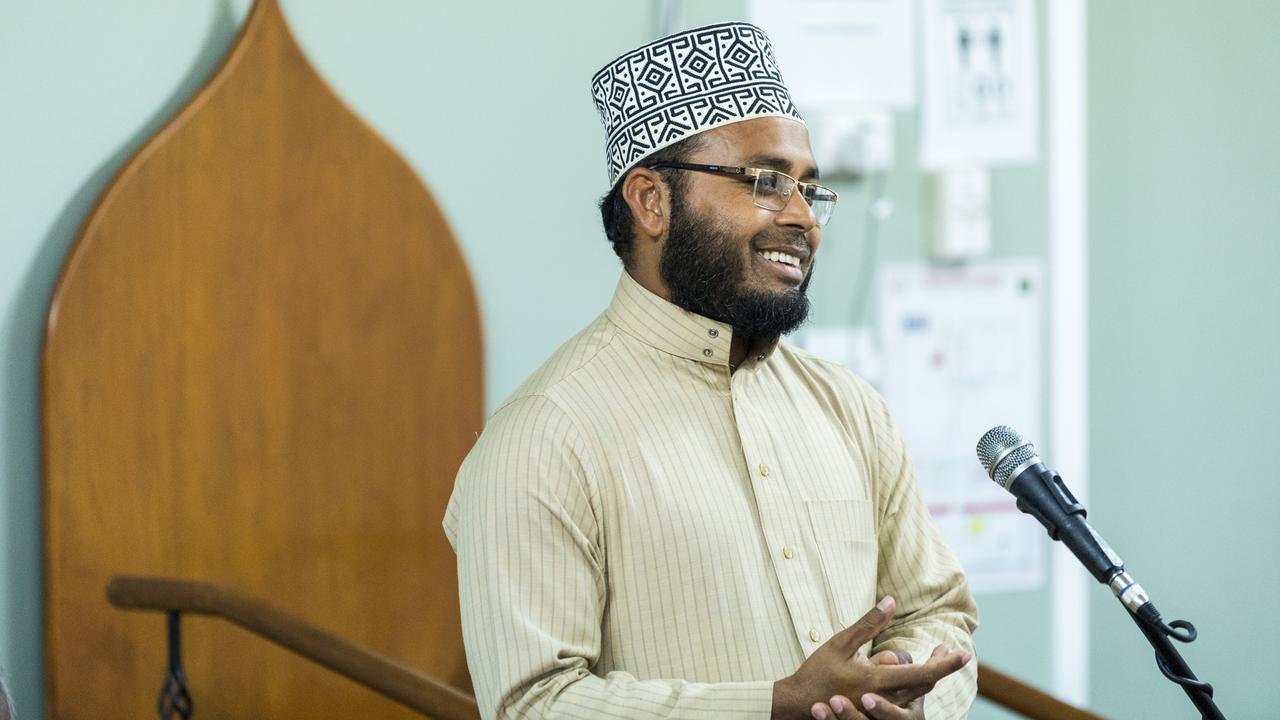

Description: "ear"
621 167 670 241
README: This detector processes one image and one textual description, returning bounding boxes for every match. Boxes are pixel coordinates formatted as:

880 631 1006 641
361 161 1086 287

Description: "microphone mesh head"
975 425 1039 489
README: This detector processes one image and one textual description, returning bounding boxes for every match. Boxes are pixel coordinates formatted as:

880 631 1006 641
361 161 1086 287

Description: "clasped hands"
772 596 972 720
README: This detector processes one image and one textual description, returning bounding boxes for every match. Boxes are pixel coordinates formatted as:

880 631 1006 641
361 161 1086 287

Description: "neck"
730 333 750 372
625 263 668 302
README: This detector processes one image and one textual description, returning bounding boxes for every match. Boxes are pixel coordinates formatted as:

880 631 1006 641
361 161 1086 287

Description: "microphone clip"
1011 463 1086 542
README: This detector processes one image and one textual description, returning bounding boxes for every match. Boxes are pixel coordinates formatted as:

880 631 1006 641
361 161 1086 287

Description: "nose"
774 184 819 235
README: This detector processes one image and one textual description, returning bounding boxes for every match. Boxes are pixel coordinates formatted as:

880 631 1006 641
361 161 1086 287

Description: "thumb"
831 596 895 656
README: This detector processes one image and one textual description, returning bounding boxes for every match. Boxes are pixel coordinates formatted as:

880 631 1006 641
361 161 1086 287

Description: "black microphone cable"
976 425 1225 720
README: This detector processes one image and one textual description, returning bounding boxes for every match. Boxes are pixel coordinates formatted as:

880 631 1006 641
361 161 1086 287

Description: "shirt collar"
605 271 779 367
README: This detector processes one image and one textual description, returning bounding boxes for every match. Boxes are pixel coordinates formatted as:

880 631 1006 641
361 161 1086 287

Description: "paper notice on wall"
919 0 1039 168
749 0 916 109
879 260 1044 592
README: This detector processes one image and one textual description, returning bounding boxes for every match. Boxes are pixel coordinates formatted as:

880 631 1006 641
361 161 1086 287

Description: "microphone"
977 425 1227 718
975 425 1146 612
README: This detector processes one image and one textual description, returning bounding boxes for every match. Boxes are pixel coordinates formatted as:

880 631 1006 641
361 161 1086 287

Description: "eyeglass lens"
752 171 836 226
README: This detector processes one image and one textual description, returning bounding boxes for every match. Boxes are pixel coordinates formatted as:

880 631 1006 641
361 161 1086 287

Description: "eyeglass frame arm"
646 161 839 203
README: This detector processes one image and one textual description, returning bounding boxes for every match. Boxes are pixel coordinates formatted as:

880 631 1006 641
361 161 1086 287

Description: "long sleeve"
444 279 980 719
862 384 979 719
444 395 775 720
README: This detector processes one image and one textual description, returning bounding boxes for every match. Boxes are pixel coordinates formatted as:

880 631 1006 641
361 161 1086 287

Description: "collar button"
707 328 719 338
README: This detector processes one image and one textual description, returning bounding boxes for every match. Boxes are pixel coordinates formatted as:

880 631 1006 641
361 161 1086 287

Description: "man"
445 22 977 720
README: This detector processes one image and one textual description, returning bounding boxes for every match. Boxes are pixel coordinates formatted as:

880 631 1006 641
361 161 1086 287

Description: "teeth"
760 250 800 267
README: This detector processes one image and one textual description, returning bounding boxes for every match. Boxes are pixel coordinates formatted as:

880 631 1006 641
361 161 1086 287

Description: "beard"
659 197 813 339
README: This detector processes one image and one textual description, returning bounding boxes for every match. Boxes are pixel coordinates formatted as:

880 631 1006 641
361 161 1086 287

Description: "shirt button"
757 353 766 362
782 547 794 560
758 464 770 477
703 348 713 357
809 628 820 643
708 328 719 338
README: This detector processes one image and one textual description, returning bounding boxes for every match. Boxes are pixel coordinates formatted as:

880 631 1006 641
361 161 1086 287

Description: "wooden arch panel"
42 0 481 717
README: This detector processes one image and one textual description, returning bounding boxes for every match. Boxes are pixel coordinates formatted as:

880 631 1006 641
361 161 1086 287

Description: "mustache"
749 230 810 253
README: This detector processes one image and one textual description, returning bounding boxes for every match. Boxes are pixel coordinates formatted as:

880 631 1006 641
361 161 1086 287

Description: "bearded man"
445 22 978 720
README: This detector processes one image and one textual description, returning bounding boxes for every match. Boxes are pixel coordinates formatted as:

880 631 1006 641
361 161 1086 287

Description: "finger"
869 648 913 666
830 596 896 655
890 643 945 693
811 701 860 720
873 647 971 690
881 682 932 709
869 650 901 666
828 695 870 720
878 650 941 706
878 672 933 707
860 693 914 720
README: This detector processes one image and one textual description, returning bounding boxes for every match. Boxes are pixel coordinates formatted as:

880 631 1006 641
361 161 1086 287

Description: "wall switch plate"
930 167 991 259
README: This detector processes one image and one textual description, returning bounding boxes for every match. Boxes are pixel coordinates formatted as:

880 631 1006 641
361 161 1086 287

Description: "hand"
770 596 971 720
810 644 959 720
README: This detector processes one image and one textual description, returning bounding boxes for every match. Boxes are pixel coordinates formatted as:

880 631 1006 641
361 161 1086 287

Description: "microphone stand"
1124 600 1225 720
976 428 1227 718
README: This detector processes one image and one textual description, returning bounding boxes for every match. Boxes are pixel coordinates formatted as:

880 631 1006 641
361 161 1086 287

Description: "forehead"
691 117 817 176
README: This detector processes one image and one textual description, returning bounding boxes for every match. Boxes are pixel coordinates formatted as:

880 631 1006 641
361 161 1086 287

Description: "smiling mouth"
758 249 802 268
756 249 806 284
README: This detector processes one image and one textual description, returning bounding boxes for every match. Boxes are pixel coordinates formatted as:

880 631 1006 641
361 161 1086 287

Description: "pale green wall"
1088 1 1280 717
3 1 1271 719
1 2 652 717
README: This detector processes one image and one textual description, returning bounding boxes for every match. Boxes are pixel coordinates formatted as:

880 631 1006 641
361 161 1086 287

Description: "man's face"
657 118 822 339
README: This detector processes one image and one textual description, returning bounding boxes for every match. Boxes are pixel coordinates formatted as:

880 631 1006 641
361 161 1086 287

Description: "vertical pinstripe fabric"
445 272 978 719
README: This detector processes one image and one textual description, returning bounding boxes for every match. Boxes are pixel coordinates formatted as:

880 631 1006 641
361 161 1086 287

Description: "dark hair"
598 134 707 265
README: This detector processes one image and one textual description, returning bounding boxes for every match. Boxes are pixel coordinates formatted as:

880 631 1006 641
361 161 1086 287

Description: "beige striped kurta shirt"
444 272 978 719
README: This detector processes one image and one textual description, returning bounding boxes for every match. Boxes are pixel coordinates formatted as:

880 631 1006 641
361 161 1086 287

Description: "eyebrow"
744 153 820 181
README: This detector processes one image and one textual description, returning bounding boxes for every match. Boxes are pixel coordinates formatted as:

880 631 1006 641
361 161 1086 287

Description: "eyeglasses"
648 161 839 227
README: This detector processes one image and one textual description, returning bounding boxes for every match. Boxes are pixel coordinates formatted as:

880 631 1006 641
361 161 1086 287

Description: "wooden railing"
978 664 1105 720
108 575 1103 720
107 576 480 720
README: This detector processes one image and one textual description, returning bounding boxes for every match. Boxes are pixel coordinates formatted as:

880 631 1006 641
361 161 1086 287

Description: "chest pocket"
805 499 878 629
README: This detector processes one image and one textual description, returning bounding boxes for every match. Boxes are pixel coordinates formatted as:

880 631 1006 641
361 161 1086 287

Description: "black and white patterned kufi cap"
591 22 805 187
